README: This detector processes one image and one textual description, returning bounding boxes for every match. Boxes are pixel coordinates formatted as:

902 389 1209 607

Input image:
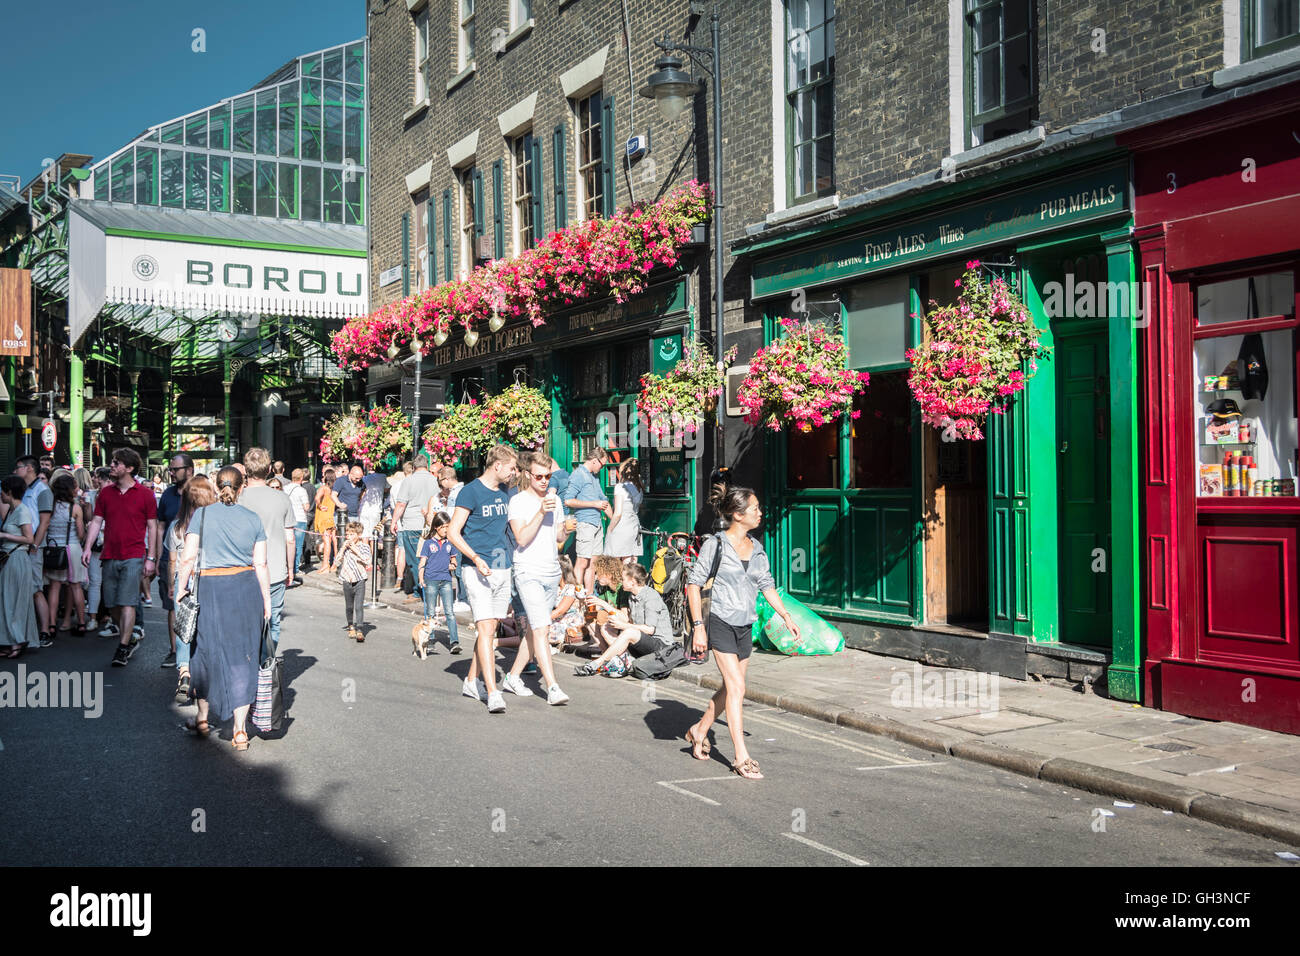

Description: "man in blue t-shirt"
447 444 519 715
331 463 366 518
564 447 611 595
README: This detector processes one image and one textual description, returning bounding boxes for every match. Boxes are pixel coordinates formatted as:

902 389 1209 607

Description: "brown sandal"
684 728 711 760
232 729 249 751
731 758 763 780
185 717 210 737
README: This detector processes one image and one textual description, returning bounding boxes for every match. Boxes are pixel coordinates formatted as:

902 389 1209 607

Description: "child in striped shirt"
333 520 372 642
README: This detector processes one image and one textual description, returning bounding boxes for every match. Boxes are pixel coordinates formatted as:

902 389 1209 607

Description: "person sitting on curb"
575 563 676 677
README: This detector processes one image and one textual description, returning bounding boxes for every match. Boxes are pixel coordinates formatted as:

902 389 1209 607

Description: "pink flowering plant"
482 384 551 450
350 404 413 469
636 341 737 439
330 181 712 369
319 411 366 465
905 262 1047 441
422 400 486 463
736 320 869 433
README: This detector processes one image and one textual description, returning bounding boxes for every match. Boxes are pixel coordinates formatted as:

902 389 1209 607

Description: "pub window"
459 165 482 275
784 0 835 204
575 90 605 220
511 0 533 30
512 131 541 252
412 187 430 291
1192 269 1298 498
573 348 610 398
1245 0 1300 60
965 0 1036 148
459 0 477 71
414 6 431 102
618 340 649 395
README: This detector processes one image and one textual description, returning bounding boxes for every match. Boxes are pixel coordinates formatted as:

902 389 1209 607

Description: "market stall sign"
751 164 1130 300
0 268 32 356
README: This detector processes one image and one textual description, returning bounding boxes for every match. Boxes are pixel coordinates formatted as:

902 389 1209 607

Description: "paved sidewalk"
300 574 1300 848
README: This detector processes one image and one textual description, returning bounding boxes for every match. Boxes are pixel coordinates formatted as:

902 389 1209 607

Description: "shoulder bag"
174 508 205 644
689 533 725 662
43 503 72 572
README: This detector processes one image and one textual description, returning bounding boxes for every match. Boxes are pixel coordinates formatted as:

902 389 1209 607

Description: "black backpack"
629 641 689 680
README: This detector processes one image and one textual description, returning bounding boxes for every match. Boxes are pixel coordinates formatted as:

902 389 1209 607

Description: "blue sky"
0 0 364 187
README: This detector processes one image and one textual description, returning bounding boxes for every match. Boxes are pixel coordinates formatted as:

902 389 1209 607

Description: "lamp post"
391 335 424 455
640 4 725 464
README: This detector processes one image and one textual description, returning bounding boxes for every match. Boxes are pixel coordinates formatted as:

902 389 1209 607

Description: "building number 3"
1166 172 1176 195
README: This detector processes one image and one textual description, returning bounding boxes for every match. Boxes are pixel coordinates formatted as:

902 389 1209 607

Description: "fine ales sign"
0 267 32 356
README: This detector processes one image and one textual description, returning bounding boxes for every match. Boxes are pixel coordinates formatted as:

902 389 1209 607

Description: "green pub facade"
733 150 1142 698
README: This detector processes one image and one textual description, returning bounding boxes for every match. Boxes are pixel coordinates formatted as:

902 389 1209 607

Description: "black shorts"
707 616 753 660
630 633 667 658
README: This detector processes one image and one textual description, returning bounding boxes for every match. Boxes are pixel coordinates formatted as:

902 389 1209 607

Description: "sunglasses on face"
530 471 551 481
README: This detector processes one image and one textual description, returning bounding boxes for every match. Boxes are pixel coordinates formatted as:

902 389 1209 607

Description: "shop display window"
850 369 911 488
1192 269 1297 498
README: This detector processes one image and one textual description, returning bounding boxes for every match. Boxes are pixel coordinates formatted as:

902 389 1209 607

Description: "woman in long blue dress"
0 475 39 656
175 466 271 751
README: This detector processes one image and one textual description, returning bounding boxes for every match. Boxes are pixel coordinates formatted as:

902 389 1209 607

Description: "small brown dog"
411 620 432 660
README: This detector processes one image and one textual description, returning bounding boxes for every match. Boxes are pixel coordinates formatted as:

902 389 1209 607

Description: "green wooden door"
1055 322 1112 647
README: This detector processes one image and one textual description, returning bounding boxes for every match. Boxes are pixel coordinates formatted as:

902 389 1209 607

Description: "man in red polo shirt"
82 448 159 667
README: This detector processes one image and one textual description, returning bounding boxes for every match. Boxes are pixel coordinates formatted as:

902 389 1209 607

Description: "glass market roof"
86 40 366 226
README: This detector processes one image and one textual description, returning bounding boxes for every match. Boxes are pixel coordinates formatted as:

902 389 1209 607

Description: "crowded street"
0 578 1292 868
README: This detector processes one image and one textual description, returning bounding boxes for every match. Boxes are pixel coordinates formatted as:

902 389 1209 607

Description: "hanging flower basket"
329 180 713 370
351 404 412 471
636 341 737 440
422 400 486 464
906 261 1048 441
736 320 869 433
482 384 551 450
320 410 366 465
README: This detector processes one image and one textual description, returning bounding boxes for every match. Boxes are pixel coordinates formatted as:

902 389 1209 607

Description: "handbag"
42 505 72 572
251 620 284 733
174 508 205 645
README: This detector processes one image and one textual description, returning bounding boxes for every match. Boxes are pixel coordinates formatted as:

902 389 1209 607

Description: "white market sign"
103 236 368 317
378 265 403 287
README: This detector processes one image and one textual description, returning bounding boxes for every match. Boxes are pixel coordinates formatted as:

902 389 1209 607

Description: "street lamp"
640 5 725 464
410 332 423 454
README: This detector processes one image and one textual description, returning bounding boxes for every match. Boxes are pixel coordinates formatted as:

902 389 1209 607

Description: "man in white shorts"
563 447 611 595
447 444 518 714
499 452 571 705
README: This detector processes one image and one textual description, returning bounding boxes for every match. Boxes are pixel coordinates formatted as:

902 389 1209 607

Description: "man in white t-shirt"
500 451 571 705
287 468 312 582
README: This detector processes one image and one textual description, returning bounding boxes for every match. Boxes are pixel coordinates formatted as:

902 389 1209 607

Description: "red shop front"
1122 84 1300 734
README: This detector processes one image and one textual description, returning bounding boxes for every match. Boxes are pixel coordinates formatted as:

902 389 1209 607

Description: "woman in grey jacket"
684 487 800 779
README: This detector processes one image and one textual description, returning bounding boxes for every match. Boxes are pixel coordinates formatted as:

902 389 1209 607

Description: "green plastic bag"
751 588 844 656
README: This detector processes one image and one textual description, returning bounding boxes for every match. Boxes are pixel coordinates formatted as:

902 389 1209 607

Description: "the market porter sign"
751 164 1130 299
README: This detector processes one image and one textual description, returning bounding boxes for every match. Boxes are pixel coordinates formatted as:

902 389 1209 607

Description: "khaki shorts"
575 522 604 559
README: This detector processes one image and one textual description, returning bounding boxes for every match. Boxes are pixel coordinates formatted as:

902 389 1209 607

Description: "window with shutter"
442 188 453 282
553 124 568 230
492 159 504 260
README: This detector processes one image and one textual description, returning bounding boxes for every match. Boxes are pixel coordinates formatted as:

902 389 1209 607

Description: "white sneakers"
546 684 570 706
486 691 506 714
501 673 533 697
461 677 486 702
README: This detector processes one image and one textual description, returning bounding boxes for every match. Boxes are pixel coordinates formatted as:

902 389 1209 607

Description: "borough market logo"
131 255 159 282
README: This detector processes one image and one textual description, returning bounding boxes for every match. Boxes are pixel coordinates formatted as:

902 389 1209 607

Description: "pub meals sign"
104 236 368 316
750 163 1130 299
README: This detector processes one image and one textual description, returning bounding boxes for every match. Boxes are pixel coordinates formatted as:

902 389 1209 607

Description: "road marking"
856 762 944 771
640 680 924 764
782 832 869 866
657 780 724 806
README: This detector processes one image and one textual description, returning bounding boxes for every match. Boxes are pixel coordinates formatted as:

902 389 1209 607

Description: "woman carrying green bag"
683 487 800 780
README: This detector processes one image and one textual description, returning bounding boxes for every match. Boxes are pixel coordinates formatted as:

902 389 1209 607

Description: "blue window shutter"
600 94 615 216
553 124 567 230
401 212 410 296
472 167 485 246
434 200 444 290
442 188 452 281
531 134 544 244
492 159 504 260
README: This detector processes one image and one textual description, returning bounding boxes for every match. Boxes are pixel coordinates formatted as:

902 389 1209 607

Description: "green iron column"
162 379 176 455
223 349 232 461
128 371 140 431
69 351 84 466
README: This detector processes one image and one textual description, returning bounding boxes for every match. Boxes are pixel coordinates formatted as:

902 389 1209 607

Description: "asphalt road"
0 582 1294 867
